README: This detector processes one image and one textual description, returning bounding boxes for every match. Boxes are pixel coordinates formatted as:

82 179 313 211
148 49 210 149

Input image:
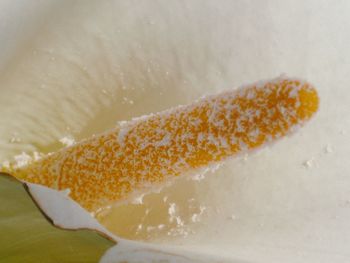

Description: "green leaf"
0 175 113 263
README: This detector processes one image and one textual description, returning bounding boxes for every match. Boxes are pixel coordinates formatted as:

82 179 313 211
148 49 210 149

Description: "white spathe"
27 182 236 263
0 0 349 262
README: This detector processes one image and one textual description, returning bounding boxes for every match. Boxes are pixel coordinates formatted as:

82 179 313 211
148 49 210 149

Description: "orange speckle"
11 77 319 213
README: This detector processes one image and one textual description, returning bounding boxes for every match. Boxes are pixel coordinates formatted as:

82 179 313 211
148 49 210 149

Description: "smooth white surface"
27 183 112 234
27 182 236 263
101 241 239 263
0 0 59 70
0 1 350 262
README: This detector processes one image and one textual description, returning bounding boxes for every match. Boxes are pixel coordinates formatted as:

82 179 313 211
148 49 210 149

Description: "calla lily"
1 1 350 263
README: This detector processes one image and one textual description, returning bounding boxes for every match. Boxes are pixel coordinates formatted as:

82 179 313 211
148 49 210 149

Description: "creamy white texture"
0 1 350 263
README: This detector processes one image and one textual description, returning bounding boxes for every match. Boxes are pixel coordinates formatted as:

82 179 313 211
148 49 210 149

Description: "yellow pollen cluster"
10 77 319 213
